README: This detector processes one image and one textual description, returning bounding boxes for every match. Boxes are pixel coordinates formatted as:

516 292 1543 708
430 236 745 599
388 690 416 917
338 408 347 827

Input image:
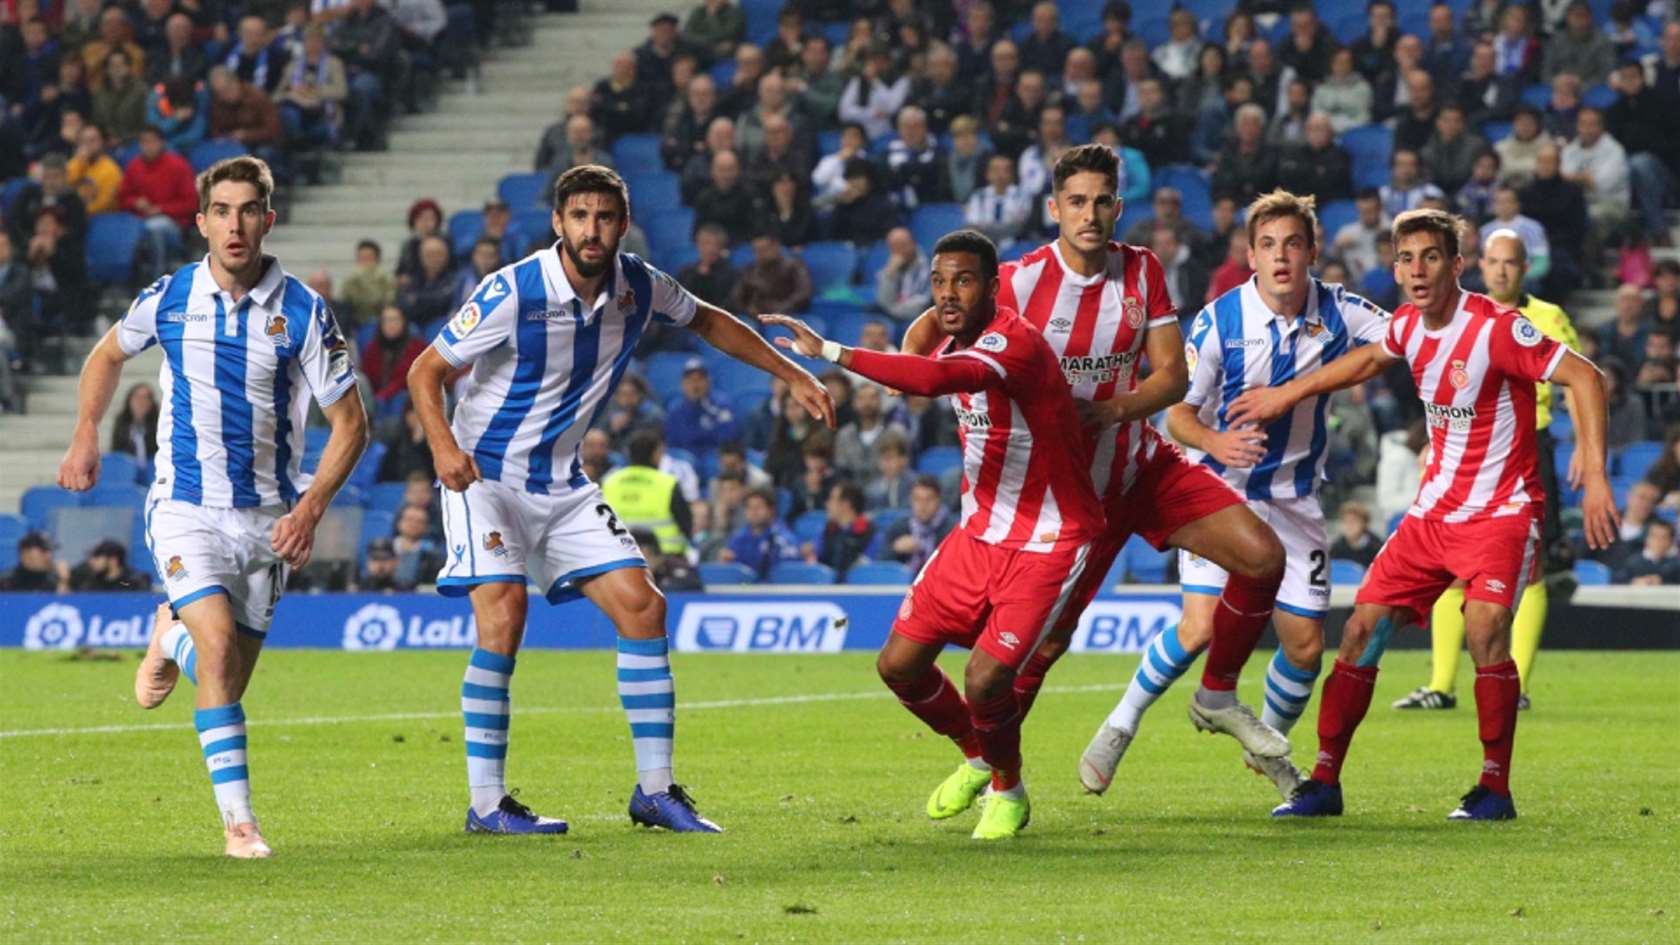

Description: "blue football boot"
1271 779 1344 817
465 795 569 834
1447 784 1517 821
629 784 723 833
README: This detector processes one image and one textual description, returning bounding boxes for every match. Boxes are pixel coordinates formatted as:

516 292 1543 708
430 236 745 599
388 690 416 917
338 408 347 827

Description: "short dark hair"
931 229 999 282
1052 143 1119 194
745 486 776 508
552 163 629 216
718 440 745 458
911 474 941 495
356 239 381 257
831 480 865 514
1392 207 1462 257
197 155 274 214
627 428 664 466
472 236 501 254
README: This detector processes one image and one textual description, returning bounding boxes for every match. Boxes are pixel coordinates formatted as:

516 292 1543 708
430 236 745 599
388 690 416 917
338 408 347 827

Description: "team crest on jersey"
616 286 636 311
1123 296 1144 329
1512 316 1542 347
1449 359 1470 389
264 313 288 340
451 303 483 338
976 332 1007 353
1305 322 1327 338
483 531 508 556
165 556 187 580
1185 342 1199 373
898 595 914 622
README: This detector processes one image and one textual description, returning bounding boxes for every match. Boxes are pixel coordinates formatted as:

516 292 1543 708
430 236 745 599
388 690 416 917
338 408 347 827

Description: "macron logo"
481 278 509 302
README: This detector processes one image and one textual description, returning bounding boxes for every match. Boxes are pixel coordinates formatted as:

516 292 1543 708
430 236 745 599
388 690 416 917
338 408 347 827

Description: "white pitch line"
0 683 1125 740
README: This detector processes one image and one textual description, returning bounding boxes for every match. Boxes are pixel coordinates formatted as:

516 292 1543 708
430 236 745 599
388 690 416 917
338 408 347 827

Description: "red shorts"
1356 513 1540 620
1056 444 1245 632
893 529 1092 671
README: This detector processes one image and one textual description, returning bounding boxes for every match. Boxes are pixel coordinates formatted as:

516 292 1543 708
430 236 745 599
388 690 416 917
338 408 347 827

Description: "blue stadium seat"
1397 7 1430 38
807 298 860 319
1616 441 1663 481
0 513 24 571
800 241 858 295
1318 199 1358 243
1123 535 1169 583
909 204 966 252
1340 124 1393 191
642 351 694 396
775 487 793 519
1553 440 1574 480
825 310 876 347
305 426 332 455
1481 120 1514 143
1519 84 1552 109
915 446 963 476
0 178 29 217
846 561 912 584
53 505 136 566
1134 15 1171 45
448 210 485 258
498 172 547 210
1116 203 1153 240
1181 0 1237 22
98 452 142 487
366 482 409 513
792 510 828 543
768 561 836 584
87 484 145 510
330 483 366 507
514 208 551 245
1550 409 1573 441
1155 165 1212 228
1099 549 1128 589
1000 241 1034 262
855 240 890 285
1582 84 1617 109
85 214 144 285
627 172 682 213
708 58 737 90
1572 559 1611 586
1386 510 1406 534
733 388 770 417
1329 558 1366 585
699 561 757 584
714 357 772 396
360 509 395 550
610 134 664 176
659 243 700 275
129 514 155 582
741 0 780 45
816 20 850 50
188 139 247 172
349 441 388 488
817 129 843 157
729 242 756 270
1330 11 1366 43
645 208 695 255
21 486 81 532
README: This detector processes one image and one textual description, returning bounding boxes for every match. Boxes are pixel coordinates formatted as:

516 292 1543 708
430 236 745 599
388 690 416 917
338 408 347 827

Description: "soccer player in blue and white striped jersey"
406 165 835 835
1078 190 1390 804
57 156 370 858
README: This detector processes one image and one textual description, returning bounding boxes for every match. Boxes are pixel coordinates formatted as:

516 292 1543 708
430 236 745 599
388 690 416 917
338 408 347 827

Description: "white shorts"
1179 494 1330 619
437 478 646 604
144 489 289 636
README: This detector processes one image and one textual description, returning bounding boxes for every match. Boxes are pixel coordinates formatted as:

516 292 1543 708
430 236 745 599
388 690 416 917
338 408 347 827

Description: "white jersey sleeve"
433 269 520 368
1180 305 1223 409
296 296 358 406
647 261 699 327
1332 284 1391 347
115 274 171 356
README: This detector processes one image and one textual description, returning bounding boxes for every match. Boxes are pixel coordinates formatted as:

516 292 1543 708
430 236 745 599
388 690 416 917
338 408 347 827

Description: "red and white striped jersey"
1382 290 1568 523
849 306 1104 554
998 240 1179 504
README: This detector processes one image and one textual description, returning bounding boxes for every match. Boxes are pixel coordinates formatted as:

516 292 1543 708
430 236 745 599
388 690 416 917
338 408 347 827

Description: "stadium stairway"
263 0 668 281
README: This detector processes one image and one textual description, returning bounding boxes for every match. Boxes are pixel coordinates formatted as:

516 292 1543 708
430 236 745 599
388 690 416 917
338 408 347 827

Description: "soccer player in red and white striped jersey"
1227 209 1619 821
761 230 1103 840
903 145 1294 772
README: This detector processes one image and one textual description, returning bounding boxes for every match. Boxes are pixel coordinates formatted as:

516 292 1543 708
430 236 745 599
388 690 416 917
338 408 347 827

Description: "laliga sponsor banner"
0 592 1184 653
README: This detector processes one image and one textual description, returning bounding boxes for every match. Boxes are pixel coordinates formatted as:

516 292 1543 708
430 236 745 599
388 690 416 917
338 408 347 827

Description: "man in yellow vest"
601 429 692 558
1394 229 1582 712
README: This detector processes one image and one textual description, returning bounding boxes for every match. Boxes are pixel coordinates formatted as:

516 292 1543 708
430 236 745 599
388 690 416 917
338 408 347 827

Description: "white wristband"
820 340 843 363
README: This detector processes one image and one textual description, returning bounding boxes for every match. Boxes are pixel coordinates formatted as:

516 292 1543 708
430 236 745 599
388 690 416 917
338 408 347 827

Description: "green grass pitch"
2 648 1676 943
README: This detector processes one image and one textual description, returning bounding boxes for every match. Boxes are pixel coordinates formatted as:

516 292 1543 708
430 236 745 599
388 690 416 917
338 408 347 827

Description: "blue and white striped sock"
1261 649 1321 735
161 621 198 685
195 702 252 825
462 648 514 815
1107 624 1204 733
617 636 675 795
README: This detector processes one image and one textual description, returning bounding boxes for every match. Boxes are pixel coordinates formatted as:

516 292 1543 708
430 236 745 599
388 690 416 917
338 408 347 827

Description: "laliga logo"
343 603 405 650
24 603 85 650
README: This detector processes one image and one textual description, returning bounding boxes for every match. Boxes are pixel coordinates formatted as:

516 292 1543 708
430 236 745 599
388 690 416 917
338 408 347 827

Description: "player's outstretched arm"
1549 351 1620 550
272 394 369 569
57 327 131 491
1165 402 1266 468
758 314 1000 398
407 346 481 492
690 303 836 429
1226 342 1395 428
900 307 942 356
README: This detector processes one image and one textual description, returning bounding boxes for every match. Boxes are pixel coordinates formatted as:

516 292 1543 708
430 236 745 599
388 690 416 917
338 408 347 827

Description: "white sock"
462 648 514 815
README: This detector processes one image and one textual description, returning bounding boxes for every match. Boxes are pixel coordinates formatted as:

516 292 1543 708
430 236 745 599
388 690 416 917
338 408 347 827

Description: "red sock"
1310 660 1379 785
1474 660 1520 796
1199 570 1282 691
886 668 982 758
1011 649 1061 717
970 691 1023 791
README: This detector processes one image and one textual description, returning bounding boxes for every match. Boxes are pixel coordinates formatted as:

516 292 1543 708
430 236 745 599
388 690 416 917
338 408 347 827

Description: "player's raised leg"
137 602 194 708
582 567 721 833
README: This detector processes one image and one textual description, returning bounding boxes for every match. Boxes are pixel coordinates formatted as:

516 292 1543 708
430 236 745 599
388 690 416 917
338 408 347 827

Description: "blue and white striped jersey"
1183 277 1390 501
435 246 698 496
117 257 357 508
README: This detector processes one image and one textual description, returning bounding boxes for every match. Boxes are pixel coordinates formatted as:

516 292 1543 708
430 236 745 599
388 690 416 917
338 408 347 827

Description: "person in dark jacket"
1276 113 1353 203
720 487 800 579
808 481 874 579
329 0 400 148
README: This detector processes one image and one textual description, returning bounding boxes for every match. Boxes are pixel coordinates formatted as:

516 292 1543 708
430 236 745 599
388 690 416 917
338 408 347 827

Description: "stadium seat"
52 505 136 566
660 243 700 274
1116 203 1153 240
20 485 81 532
1481 120 1514 143
514 208 551 245
0 513 23 571
366 482 409 513
1123 535 1169 582
1572 559 1611 586
305 426 332 455
909 204 966 253
1329 558 1366 585
610 134 664 176
708 58 737 90
1155 165 1213 228
699 561 757 584
1181 0 1237 22
645 208 696 255
915 446 963 476
1582 84 1617 109
1386 511 1406 534
816 20 850 50
626 172 681 213
767 561 836 584
1616 441 1663 481
448 209 485 258
1330 11 1365 43
1134 14 1170 45
800 241 859 295
817 129 843 157
497 172 547 210
642 351 694 396
0 177 28 217
87 483 145 510
314 507 363 567
1519 84 1552 109
349 441 388 488
741 0 779 45
85 214 144 285
97 451 142 487
330 483 365 507
665 447 698 470
792 510 828 543
187 139 247 172
714 357 772 397
1550 409 1573 441
775 487 792 519
855 240 890 286
1553 440 1575 480
359 508 395 552
1318 199 1358 243
1000 241 1034 262
1340 124 1393 191
846 561 912 584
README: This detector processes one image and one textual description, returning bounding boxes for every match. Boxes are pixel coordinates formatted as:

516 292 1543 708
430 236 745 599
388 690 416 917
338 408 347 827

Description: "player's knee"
963 659 1013 703
875 649 918 686
1236 525 1286 579
1283 631 1324 669
616 580 667 636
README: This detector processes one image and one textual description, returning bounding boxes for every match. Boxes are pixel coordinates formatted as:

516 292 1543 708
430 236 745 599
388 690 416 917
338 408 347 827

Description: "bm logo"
674 603 849 653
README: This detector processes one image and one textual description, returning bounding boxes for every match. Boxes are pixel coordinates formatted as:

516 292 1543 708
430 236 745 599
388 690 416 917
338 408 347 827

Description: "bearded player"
762 230 1104 840
902 145 1293 789
1227 209 1618 820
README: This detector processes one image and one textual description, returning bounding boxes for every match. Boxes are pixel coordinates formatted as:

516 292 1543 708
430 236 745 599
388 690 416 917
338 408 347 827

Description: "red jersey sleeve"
1381 308 1411 360
846 346 1006 397
1489 313 1568 383
996 260 1021 314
